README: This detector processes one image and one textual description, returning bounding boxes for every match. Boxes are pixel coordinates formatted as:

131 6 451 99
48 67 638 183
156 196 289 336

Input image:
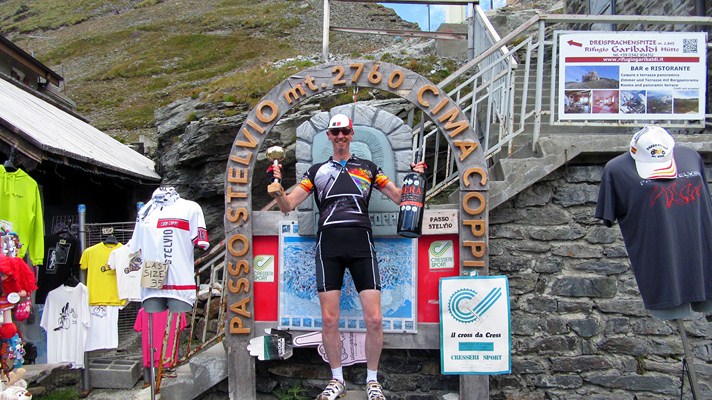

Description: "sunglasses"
327 128 353 136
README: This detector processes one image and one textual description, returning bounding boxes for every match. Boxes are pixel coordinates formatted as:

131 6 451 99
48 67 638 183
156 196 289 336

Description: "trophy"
267 146 286 197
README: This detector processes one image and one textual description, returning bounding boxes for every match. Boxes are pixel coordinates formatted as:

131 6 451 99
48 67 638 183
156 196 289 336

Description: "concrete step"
486 132 633 209
159 342 227 400
491 122 630 135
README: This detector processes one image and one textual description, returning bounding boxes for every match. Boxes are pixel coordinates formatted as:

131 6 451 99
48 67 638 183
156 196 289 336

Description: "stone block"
88 358 141 389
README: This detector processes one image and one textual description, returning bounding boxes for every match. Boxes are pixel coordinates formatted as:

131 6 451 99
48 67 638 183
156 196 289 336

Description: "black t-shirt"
595 146 712 310
35 234 80 304
298 156 391 232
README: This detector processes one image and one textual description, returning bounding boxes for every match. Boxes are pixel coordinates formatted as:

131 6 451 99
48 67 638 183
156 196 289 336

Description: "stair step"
491 123 630 135
160 343 227 400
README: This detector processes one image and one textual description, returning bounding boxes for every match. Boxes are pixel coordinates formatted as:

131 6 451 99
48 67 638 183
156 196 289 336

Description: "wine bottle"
397 152 426 238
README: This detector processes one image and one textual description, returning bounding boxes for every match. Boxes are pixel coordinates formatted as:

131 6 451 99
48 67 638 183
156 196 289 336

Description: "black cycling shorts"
315 227 381 293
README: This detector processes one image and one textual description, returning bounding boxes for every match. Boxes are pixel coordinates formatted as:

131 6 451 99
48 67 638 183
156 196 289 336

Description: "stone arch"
295 103 414 236
223 59 489 399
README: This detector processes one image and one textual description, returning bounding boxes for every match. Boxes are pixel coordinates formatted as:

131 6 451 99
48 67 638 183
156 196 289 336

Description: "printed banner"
558 32 707 120
279 222 418 333
440 276 511 374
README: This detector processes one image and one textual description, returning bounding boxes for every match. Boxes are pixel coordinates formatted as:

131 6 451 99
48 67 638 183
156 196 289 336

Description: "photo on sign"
563 90 592 114
647 90 673 114
620 90 646 114
673 89 699 114
564 65 620 90
591 89 619 114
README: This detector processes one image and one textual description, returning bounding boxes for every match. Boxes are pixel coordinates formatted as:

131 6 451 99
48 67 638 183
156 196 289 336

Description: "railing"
176 240 227 364
414 11 712 201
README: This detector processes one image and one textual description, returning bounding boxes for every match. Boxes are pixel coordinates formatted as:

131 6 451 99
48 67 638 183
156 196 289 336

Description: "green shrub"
274 385 308 400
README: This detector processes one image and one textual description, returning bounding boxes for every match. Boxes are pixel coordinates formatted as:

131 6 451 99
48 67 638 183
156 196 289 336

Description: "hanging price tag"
141 261 168 289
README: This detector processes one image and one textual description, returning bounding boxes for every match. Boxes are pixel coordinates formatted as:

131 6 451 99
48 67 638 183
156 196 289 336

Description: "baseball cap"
328 114 353 131
629 125 677 179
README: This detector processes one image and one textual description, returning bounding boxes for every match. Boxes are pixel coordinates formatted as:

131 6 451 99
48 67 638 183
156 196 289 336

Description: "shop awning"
0 78 160 182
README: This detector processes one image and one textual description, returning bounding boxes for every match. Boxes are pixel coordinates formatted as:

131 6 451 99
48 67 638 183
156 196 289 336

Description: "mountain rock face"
151 0 564 241
4 0 428 241
153 94 417 242
154 97 324 241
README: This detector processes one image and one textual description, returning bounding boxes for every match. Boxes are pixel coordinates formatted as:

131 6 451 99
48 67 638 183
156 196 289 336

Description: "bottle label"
400 176 424 207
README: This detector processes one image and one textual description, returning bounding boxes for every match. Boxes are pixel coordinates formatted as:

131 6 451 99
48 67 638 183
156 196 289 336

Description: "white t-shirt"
131 197 209 306
85 305 120 351
108 245 142 302
40 283 90 368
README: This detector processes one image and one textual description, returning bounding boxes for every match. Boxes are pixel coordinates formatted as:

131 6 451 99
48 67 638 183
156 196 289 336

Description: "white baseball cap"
328 114 353 131
629 125 677 179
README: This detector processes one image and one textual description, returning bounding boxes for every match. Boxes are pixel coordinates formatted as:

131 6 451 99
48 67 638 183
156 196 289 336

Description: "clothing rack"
84 222 135 247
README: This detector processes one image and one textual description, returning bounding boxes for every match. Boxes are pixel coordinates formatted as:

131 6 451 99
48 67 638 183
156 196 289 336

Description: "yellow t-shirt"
80 242 126 306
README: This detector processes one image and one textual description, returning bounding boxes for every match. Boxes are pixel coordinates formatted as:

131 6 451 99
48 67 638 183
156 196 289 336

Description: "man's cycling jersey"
298 156 391 231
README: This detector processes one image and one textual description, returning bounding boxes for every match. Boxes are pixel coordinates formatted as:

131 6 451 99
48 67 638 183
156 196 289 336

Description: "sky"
382 2 506 32
383 4 447 32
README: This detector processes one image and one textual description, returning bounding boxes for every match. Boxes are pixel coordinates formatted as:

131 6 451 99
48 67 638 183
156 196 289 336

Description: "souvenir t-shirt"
133 308 187 367
80 242 126 306
595 146 712 310
36 234 81 304
85 305 120 351
131 197 208 306
40 283 90 368
298 156 390 232
107 245 142 302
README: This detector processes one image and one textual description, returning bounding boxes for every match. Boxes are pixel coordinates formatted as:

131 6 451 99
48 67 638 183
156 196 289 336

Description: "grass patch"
206 59 317 106
115 104 160 130
0 0 103 32
34 387 81 400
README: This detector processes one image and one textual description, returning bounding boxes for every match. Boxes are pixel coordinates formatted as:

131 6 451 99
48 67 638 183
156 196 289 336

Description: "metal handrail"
175 240 228 365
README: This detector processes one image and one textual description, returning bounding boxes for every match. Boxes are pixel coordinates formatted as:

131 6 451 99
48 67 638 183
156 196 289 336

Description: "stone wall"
487 164 712 399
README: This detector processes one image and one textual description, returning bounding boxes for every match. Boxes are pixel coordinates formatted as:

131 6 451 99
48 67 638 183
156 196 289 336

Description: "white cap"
629 125 677 179
328 114 353 131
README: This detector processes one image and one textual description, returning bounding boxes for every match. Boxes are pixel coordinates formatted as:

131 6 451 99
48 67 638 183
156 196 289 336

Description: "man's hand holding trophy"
266 146 286 197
